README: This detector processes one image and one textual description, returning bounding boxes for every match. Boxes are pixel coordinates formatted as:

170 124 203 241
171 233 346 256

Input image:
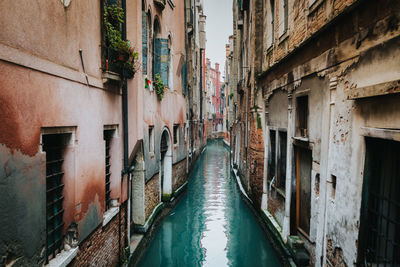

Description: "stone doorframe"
160 127 173 201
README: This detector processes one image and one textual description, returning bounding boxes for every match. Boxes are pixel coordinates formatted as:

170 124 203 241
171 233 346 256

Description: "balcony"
154 0 166 10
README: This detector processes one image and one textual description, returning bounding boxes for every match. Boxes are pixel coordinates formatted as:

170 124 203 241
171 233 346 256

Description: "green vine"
229 92 234 99
103 4 139 78
154 74 165 101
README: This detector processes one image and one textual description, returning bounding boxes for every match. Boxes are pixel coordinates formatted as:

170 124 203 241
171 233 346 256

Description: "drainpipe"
120 0 130 261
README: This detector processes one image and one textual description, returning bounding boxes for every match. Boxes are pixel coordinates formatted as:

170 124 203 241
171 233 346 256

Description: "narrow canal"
138 141 281 266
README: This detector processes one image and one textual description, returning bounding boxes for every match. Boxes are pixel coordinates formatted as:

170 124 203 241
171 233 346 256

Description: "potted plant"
103 3 140 79
153 74 165 101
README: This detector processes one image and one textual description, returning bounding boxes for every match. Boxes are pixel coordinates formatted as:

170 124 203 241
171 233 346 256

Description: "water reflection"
138 142 281 267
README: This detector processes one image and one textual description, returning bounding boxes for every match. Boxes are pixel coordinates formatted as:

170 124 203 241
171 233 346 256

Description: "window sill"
308 0 324 15
279 31 289 45
102 71 121 84
46 247 79 267
292 136 309 143
102 206 119 227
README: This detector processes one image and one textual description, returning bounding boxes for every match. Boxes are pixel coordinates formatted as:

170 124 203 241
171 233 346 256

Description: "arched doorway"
160 128 172 201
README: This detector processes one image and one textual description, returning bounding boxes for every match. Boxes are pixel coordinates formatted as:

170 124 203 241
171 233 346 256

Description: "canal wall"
128 147 207 266
231 162 296 267
70 203 127 266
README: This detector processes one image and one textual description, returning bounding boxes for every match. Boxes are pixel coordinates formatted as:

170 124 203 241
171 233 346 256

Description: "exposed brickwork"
326 239 348 267
172 159 187 192
145 174 160 220
265 0 358 70
248 115 264 206
70 203 127 267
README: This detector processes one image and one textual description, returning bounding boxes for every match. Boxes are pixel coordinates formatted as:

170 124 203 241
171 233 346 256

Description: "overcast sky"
203 0 233 79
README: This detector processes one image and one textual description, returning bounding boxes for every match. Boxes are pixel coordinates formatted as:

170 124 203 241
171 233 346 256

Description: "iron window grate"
43 134 68 263
104 130 114 210
360 138 400 266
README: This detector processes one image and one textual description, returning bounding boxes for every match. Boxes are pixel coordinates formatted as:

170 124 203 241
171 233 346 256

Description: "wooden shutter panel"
142 12 148 75
155 38 169 86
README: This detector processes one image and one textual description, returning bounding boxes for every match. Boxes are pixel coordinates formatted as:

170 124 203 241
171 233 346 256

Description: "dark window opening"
104 129 114 210
269 130 276 181
270 0 275 43
148 126 154 153
315 173 320 197
43 133 70 263
331 175 336 200
358 138 400 266
173 124 179 144
277 131 287 190
296 95 308 137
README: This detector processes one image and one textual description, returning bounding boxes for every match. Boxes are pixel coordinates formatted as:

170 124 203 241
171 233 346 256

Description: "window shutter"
142 12 148 75
155 38 169 86
278 0 285 37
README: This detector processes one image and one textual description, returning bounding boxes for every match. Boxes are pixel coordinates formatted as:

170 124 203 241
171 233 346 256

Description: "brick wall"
70 203 127 266
248 114 264 206
326 239 347 267
145 174 160 220
172 159 187 192
264 0 358 70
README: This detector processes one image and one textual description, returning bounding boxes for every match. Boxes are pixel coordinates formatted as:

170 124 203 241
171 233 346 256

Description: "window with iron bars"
43 133 69 262
358 137 400 266
104 130 114 211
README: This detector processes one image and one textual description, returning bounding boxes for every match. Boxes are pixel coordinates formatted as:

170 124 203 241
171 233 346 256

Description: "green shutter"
154 38 169 86
142 12 148 75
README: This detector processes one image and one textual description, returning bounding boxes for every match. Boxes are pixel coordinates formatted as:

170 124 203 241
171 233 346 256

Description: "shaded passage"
138 142 281 266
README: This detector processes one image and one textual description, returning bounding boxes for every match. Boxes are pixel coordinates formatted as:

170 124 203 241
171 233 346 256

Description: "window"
43 133 70 262
330 175 336 200
152 17 169 86
148 126 154 153
266 0 275 48
277 131 287 190
142 2 148 74
278 0 288 37
104 129 115 211
268 130 276 181
168 35 173 90
173 124 179 145
101 0 124 74
358 138 400 265
296 95 308 137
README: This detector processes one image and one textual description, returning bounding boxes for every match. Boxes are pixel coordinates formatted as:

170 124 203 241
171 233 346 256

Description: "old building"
0 0 201 265
185 0 207 163
205 59 224 138
228 0 400 266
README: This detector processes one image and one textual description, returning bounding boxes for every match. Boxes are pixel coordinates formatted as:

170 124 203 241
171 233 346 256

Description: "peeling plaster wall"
0 0 124 259
0 146 46 265
254 1 400 265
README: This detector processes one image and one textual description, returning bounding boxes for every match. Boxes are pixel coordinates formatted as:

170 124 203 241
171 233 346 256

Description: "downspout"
120 0 130 261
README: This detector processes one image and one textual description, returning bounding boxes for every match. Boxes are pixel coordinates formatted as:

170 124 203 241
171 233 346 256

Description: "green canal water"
137 141 281 267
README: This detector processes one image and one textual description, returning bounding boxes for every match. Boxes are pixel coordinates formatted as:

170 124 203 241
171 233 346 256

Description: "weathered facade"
205 59 224 138
228 0 400 266
185 0 207 163
0 0 202 265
